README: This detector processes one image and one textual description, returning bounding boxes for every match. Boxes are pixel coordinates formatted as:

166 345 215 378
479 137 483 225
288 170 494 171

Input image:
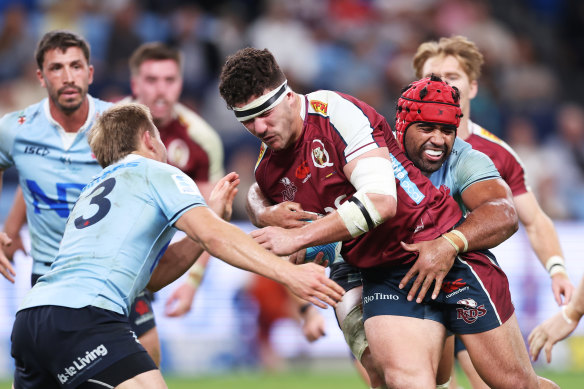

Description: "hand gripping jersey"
0 96 112 275
19 155 206 316
254 90 463 268
120 98 224 183
465 120 529 196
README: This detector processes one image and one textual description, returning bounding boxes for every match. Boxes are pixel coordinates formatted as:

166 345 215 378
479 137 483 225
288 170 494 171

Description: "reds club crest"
456 303 487 324
311 139 333 168
279 177 297 202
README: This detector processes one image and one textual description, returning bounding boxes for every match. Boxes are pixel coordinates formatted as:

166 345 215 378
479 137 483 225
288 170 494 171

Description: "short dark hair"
35 30 91 70
129 42 182 76
219 47 286 109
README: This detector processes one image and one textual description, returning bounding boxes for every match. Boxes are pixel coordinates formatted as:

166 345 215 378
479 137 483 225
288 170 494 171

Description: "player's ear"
36 69 46 88
142 129 155 152
469 79 478 100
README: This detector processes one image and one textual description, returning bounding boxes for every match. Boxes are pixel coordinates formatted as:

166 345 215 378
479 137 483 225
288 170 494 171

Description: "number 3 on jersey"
74 178 116 229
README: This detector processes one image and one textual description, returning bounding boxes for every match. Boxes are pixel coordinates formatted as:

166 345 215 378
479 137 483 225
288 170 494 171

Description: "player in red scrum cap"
221 48 558 387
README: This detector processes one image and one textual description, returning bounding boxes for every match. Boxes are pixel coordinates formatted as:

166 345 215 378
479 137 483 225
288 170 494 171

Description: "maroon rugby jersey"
466 121 528 197
120 98 224 183
254 90 462 268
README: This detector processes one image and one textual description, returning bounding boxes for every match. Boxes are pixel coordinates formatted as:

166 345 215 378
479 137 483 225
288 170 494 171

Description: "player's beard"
407 145 449 176
50 85 86 114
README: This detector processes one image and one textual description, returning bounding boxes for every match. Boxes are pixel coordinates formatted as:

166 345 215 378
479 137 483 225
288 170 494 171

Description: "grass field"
2 368 582 388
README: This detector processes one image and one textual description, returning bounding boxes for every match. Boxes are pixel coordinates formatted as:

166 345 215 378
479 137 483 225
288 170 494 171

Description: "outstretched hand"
286 262 344 309
0 232 16 283
208 172 240 221
398 237 457 303
528 306 580 363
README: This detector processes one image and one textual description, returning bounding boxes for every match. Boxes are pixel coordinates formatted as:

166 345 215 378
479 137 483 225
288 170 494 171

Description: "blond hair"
89 103 155 167
413 36 484 82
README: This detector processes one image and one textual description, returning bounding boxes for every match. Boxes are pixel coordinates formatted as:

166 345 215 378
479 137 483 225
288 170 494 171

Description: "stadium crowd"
1 0 584 220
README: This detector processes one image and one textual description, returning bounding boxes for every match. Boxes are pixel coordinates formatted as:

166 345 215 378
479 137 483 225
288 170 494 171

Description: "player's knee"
383 368 434 389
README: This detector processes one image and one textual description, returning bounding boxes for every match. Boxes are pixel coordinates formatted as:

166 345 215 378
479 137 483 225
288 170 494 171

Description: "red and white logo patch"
456 305 487 324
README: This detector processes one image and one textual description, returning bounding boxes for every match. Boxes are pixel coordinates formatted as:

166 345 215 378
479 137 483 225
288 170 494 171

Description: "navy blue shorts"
329 261 363 292
32 277 156 339
128 290 156 337
11 305 157 389
361 250 514 334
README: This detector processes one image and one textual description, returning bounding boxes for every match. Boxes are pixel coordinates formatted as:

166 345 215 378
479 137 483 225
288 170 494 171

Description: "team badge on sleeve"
171 174 199 195
310 100 328 115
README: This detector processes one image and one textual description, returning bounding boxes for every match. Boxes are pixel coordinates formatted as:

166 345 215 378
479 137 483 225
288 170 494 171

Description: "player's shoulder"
89 95 114 113
175 103 223 145
469 121 508 148
0 99 44 131
175 103 216 133
468 120 521 161
306 90 364 117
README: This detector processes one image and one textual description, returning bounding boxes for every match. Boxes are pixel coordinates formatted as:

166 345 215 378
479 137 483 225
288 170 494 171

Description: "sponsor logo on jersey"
295 160 310 180
17 114 26 125
311 139 333 168
441 278 467 293
389 153 424 204
134 299 151 315
24 145 49 157
456 304 487 324
172 174 199 195
310 100 328 115
279 177 297 201
57 344 108 384
363 292 399 304
445 286 469 299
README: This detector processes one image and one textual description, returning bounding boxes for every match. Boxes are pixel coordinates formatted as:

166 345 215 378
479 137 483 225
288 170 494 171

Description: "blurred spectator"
103 1 143 94
247 0 319 92
0 4 37 82
0 0 582 220
543 103 584 219
506 115 571 219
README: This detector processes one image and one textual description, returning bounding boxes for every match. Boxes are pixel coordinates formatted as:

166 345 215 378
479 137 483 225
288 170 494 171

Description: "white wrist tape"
562 306 574 324
545 255 567 277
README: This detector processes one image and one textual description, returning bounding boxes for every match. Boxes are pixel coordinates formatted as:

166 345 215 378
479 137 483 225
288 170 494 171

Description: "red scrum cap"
395 74 462 149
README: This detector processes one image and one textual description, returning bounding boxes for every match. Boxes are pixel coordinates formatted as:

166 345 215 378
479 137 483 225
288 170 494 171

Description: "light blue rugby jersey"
0 96 112 275
429 137 500 212
19 154 206 315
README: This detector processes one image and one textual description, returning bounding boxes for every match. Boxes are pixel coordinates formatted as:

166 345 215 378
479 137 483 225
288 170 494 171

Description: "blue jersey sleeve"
147 162 207 224
454 147 500 194
0 111 20 168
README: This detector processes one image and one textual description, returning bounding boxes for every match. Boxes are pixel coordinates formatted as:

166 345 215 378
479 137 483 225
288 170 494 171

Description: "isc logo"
24 145 49 156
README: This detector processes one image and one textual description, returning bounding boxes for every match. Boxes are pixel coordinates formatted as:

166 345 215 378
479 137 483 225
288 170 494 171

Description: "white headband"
233 81 290 122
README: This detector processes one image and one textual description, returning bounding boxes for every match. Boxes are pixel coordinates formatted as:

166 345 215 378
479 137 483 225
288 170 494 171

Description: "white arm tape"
349 157 396 199
337 157 397 238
